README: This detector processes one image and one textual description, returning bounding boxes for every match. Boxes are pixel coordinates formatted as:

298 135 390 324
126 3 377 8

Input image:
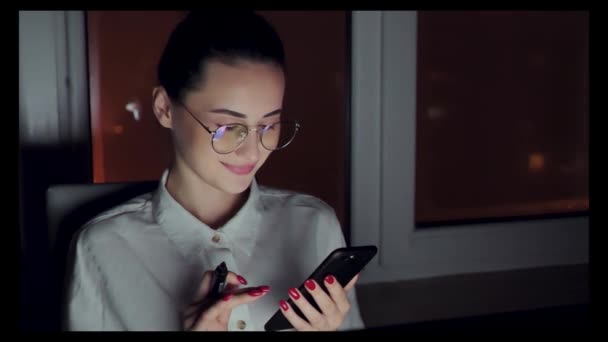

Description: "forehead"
185 60 285 116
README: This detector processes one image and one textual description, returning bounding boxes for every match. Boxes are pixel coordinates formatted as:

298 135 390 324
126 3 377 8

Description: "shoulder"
257 184 346 250
258 184 337 217
73 192 157 255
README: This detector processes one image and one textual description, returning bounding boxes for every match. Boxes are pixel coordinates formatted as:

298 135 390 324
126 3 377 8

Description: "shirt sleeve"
63 229 126 331
315 203 366 331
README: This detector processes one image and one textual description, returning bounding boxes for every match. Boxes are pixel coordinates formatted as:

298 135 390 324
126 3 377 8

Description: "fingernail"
259 285 271 293
279 299 289 311
288 288 300 300
305 279 316 290
325 275 335 284
248 289 264 297
237 275 248 285
222 293 233 301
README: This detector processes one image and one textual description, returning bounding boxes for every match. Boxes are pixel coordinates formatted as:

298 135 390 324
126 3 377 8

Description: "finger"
223 282 241 294
186 271 250 328
186 294 232 330
226 271 249 287
193 286 268 328
198 286 267 325
218 299 232 326
212 285 271 315
183 313 194 330
324 275 351 314
279 299 315 331
344 273 360 292
287 287 326 328
183 270 217 323
183 304 199 321
188 294 233 331
303 279 339 318
191 271 246 306
192 291 236 327
192 270 215 302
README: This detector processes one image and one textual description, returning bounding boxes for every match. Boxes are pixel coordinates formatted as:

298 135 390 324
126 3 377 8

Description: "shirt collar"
152 169 263 261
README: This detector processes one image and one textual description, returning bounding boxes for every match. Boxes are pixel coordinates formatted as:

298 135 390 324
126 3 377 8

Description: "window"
415 11 589 225
350 10 588 283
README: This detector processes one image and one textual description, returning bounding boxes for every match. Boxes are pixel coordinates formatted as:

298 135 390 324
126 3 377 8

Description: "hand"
279 273 359 331
183 270 270 331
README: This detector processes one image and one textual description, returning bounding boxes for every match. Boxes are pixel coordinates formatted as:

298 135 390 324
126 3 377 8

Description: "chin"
217 174 255 195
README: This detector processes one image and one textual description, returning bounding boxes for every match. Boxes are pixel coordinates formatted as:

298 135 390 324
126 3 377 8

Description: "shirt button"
236 320 247 330
211 234 221 243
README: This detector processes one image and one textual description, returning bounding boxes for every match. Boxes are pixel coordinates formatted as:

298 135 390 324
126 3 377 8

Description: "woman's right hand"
183 270 270 331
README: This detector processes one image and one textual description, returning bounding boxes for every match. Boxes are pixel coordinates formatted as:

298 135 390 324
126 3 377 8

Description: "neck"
165 159 249 229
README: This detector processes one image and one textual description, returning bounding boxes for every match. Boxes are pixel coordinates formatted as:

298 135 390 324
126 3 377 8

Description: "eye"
223 125 240 132
262 123 279 131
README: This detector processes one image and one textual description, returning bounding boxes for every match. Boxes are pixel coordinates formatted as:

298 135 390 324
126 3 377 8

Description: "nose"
234 128 260 163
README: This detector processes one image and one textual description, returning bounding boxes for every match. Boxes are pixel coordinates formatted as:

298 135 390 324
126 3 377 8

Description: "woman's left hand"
279 274 359 331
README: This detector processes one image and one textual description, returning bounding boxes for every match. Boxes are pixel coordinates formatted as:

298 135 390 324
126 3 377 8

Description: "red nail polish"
280 300 289 311
325 275 335 284
236 275 248 285
288 288 300 300
305 279 316 290
222 293 233 301
259 285 271 293
248 289 264 297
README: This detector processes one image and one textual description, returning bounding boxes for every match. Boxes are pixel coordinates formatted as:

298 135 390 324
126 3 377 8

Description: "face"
154 60 285 194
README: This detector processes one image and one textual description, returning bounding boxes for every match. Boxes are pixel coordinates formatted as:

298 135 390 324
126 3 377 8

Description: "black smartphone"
264 245 378 331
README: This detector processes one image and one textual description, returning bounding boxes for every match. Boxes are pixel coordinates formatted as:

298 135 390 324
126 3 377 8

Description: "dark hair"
158 11 285 102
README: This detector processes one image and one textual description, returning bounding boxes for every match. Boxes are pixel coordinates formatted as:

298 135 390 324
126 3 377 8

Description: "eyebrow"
209 108 282 119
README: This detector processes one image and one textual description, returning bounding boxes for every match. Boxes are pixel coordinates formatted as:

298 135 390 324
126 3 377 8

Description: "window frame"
350 11 589 284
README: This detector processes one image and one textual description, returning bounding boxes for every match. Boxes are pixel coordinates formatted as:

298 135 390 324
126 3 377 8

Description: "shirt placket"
203 230 253 331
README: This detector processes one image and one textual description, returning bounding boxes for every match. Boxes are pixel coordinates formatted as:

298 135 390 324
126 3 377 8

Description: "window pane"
415 11 589 224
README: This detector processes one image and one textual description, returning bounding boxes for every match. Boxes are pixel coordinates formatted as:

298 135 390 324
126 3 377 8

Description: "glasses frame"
176 102 300 154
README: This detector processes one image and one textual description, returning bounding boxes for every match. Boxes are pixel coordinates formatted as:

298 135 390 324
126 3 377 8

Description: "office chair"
45 180 157 330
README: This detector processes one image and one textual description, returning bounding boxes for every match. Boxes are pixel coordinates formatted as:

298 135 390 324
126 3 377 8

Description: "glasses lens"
212 124 248 153
261 121 299 151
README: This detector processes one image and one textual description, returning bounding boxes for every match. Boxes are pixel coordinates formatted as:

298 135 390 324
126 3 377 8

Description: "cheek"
173 121 216 162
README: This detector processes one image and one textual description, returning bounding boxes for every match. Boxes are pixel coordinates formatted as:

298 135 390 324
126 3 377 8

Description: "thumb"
193 270 246 303
192 270 216 303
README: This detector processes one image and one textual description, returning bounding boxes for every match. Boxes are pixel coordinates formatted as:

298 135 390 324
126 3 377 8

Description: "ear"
152 87 174 129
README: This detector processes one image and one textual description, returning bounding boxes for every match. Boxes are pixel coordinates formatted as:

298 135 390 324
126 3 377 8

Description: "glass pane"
415 11 589 224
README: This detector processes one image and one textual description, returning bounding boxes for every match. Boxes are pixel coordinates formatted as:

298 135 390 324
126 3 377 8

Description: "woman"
64 11 364 331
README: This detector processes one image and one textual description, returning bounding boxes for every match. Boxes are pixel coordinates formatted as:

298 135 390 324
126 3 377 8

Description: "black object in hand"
187 261 229 330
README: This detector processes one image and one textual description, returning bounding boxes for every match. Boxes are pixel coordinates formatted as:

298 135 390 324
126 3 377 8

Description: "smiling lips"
221 162 256 175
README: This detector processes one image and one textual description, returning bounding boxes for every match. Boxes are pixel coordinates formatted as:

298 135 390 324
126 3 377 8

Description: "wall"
19 11 90 331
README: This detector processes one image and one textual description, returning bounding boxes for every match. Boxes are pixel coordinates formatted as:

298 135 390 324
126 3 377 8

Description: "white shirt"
64 169 365 331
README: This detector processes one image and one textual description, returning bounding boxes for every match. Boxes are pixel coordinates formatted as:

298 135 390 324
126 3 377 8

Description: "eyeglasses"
177 102 300 154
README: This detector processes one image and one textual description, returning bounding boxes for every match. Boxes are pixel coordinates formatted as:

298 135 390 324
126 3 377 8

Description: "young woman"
64 11 364 331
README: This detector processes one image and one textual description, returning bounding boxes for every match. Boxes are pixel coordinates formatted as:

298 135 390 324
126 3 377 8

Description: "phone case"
264 245 378 331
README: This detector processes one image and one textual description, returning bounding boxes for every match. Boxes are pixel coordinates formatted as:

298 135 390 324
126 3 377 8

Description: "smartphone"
264 245 378 331
209 262 228 299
